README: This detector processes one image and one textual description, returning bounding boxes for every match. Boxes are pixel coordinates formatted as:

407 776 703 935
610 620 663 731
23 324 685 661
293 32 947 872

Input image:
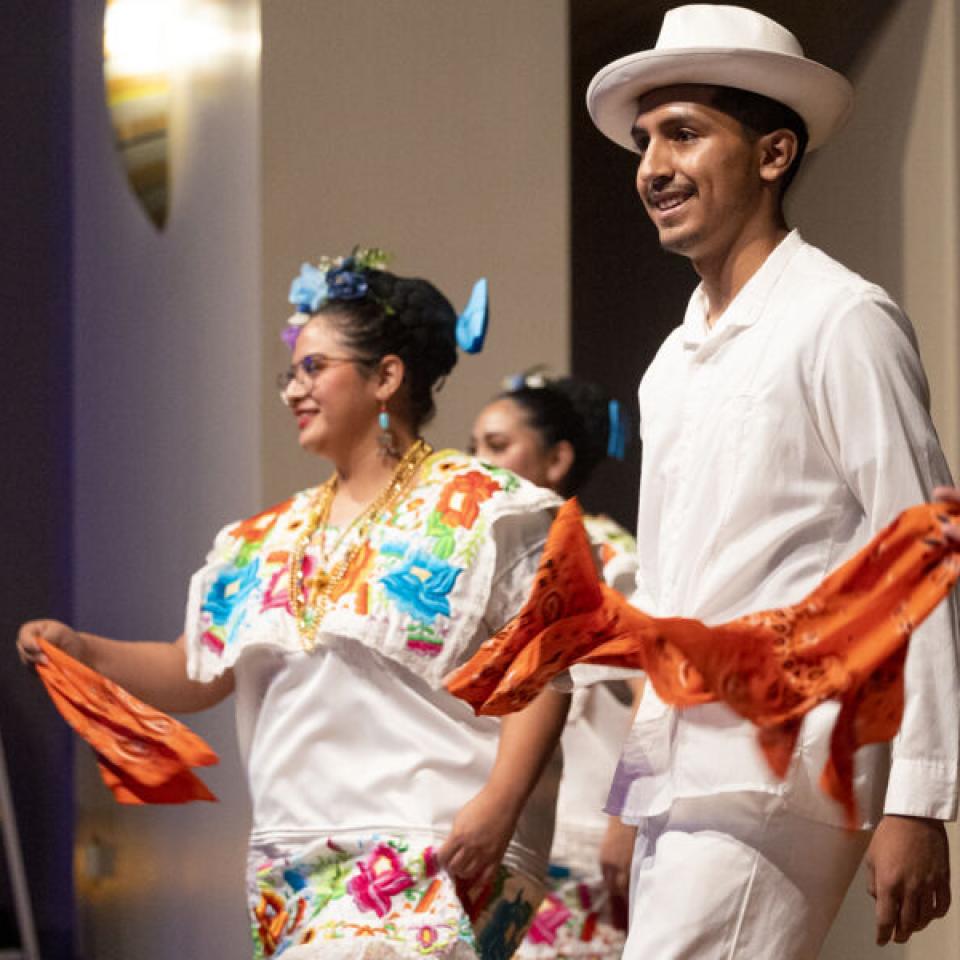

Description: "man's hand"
864 814 951 944
933 486 960 547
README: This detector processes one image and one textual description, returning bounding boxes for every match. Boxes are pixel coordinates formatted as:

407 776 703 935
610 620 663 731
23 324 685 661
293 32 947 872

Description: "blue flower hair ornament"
288 263 330 315
283 247 389 349
283 248 490 357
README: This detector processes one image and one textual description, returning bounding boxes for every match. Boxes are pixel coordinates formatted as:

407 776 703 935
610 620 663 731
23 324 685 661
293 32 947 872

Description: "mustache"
646 181 695 205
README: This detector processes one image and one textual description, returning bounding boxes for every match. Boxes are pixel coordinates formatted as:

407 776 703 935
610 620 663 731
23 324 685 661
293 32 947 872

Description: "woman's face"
283 314 378 458
470 397 556 489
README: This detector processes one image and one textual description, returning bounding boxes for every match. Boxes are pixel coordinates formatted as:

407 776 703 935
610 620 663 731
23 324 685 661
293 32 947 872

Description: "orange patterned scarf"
36 638 219 804
446 499 960 826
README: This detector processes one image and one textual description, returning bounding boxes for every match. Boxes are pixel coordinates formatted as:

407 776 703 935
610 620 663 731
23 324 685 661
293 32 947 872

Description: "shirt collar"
682 230 805 349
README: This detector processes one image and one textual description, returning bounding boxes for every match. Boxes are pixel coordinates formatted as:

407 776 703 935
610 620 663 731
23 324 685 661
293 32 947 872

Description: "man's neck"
695 222 790 327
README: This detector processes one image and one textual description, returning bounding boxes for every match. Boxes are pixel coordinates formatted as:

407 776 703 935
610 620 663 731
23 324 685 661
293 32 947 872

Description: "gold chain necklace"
288 438 433 651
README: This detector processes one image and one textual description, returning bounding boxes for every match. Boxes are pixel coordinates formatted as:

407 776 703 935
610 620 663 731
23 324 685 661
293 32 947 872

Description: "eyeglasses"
277 353 362 402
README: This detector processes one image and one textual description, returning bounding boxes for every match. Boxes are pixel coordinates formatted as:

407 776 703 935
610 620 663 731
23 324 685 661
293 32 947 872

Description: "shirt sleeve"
815 291 960 820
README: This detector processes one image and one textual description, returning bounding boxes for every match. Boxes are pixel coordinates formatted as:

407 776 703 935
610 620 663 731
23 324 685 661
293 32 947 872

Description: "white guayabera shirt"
610 230 960 830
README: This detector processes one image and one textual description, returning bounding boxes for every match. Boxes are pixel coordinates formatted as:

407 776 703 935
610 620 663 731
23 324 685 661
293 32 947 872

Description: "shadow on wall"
790 0 934 307
568 0 903 528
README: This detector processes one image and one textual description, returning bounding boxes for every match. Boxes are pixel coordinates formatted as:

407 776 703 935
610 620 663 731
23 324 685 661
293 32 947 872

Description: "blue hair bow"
607 399 628 460
456 278 489 354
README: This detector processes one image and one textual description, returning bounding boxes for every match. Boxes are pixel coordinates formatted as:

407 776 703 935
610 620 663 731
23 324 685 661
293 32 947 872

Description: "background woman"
19 250 569 960
471 372 640 960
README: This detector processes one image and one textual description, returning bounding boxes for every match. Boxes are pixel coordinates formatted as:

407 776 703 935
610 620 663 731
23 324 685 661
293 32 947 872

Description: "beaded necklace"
289 438 433 651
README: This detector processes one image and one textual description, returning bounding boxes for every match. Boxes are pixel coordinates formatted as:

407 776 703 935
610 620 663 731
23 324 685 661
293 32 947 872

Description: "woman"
18 249 569 959
471 373 639 960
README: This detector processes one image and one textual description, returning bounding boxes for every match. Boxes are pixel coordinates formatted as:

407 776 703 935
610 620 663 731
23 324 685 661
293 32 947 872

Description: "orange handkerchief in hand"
446 498 960 826
35 638 218 804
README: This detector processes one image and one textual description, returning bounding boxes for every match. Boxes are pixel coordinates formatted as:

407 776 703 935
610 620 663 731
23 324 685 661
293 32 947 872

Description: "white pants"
624 793 870 959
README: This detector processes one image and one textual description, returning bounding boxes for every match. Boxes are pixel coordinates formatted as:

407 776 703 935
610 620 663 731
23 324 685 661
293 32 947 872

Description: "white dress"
183 451 564 959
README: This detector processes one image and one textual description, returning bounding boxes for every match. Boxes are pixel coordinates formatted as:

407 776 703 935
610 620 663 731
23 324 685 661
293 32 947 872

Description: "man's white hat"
586 4 853 153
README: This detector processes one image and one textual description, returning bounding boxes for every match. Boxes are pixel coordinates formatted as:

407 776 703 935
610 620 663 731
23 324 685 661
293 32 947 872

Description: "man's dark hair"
709 86 809 195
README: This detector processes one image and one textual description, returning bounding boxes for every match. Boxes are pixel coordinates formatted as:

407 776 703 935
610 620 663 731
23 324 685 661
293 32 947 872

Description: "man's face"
631 85 765 264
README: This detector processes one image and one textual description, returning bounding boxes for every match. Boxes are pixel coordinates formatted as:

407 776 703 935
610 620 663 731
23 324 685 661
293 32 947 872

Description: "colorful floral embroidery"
189 452 556 685
348 843 418 918
201 558 261 651
582 514 636 565
514 874 624 960
436 471 502 530
232 501 292 565
380 548 463 623
406 623 444 657
249 834 540 958
524 893 570 945
262 554 312 613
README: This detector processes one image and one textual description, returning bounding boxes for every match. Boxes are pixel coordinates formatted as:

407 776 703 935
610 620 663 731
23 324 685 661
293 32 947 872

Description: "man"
587 5 958 957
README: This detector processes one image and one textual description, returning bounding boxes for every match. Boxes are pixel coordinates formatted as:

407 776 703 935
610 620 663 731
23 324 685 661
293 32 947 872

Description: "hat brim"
587 47 854 153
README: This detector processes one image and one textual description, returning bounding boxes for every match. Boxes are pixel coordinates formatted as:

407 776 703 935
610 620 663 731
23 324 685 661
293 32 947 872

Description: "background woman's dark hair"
320 269 458 429
501 376 613 497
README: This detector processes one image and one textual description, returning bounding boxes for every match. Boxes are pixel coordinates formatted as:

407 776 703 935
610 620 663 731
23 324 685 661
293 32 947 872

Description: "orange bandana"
36 638 218 804
446 499 960 826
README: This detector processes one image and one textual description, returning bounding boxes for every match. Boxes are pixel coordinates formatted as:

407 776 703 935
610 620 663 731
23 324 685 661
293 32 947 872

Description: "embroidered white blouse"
184 451 563 877
610 231 960 830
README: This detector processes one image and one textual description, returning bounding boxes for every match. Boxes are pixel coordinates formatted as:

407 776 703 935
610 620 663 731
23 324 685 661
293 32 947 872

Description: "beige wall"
796 1 959 956
71 1 260 957
260 0 570 502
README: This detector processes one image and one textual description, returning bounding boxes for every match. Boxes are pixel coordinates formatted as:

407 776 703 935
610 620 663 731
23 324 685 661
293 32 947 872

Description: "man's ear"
545 440 575 491
757 128 799 185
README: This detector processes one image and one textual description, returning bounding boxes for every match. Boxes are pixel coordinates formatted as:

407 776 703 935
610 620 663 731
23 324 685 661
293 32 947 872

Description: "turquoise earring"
378 404 398 458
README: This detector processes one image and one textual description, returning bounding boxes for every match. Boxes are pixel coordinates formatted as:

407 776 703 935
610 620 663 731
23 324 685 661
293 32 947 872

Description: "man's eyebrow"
631 109 706 146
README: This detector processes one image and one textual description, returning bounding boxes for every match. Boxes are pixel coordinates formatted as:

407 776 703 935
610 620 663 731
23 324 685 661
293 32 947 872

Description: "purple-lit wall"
69 1 260 957
0 2 75 957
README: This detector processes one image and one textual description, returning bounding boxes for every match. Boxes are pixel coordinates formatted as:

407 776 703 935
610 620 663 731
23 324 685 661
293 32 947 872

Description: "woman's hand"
17 619 88 667
437 786 520 891
599 816 636 931
437 687 568 901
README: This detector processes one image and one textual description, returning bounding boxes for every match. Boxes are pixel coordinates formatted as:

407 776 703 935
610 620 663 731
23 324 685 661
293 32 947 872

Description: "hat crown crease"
657 5 805 58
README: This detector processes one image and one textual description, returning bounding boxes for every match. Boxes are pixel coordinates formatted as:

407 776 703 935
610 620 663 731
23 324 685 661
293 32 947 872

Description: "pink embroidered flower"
417 925 439 949
347 844 415 917
261 555 316 613
201 630 224 654
526 894 571 945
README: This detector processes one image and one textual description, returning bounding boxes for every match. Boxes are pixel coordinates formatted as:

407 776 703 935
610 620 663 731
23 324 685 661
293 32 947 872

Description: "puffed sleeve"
479 508 555 636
